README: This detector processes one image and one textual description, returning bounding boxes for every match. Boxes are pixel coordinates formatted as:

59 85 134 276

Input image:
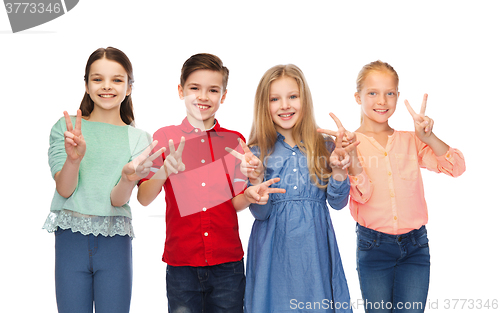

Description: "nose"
198 90 209 101
377 94 387 105
281 99 291 110
102 80 111 90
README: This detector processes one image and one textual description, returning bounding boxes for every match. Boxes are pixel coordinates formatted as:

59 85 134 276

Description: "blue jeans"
54 228 133 313
356 224 430 313
166 259 245 313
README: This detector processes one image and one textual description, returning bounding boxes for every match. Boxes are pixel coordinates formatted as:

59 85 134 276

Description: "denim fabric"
166 259 245 313
54 228 133 313
356 224 430 313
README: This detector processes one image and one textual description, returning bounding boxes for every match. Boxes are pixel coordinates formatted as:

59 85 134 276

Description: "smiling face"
178 69 227 129
268 76 301 138
355 70 399 126
85 58 131 120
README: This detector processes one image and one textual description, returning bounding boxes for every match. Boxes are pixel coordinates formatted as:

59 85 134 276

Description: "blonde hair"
248 64 332 189
356 60 399 123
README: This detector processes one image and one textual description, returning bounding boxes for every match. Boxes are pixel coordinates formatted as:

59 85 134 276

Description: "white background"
1 1 498 312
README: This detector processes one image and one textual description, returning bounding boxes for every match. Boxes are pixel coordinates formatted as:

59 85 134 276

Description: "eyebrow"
187 82 221 89
89 73 126 78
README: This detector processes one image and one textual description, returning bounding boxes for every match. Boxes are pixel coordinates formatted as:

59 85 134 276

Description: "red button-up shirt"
140 118 246 266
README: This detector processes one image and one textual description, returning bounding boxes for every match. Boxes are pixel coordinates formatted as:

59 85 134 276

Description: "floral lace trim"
42 210 135 238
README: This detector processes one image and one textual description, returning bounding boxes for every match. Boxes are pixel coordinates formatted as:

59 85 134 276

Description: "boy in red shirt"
138 53 278 313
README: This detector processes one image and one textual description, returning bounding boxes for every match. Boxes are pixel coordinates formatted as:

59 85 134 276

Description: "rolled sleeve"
327 176 350 210
349 170 373 204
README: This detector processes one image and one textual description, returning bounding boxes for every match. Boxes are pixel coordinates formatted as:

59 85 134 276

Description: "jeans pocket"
416 232 429 248
54 227 66 236
218 259 244 274
357 234 376 251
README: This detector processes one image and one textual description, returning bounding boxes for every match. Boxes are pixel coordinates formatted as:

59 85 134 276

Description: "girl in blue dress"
244 64 357 313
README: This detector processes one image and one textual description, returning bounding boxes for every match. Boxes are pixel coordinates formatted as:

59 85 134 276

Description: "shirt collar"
180 117 224 137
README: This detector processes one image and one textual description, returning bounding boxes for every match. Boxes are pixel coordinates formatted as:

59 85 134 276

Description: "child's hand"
330 129 360 169
63 110 86 163
122 140 166 182
405 94 434 140
225 138 264 184
163 137 186 176
317 112 357 149
244 177 286 205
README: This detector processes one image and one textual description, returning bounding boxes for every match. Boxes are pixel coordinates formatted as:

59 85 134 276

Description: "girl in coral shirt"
320 60 465 313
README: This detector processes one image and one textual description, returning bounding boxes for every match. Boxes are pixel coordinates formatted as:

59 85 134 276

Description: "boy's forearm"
231 193 250 212
137 168 167 206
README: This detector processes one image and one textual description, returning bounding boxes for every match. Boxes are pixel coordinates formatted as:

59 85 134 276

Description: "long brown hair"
79 47 135 125
248 64 332 188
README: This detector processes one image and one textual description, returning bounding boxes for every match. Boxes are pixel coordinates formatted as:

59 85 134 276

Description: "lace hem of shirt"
42 209 135 238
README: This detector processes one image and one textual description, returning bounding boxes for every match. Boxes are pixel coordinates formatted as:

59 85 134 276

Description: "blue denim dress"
245 134 352 313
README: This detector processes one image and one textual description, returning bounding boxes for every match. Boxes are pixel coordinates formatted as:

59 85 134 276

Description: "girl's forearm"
423 133 449 157
136 167 168 206
54 157 81 198
348 152 363 176
110 177 137 207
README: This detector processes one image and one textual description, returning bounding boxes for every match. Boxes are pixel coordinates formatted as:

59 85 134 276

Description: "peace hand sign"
225 138 264 184
122 140 166 182
317 113 359 169
317 113 357 148
405 94 434 139
244 177 286 205
63 110 86 162
163 137 186 176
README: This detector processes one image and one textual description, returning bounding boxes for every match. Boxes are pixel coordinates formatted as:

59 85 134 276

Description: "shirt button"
388 172 392 176
201 159 205 163
390 191 395 197
202 207 207 212
201 139 205 143
204 232 208 236
202 182 206 187
293 169 297 172
384 152 388 157
195 129 199 133
293 186 297 190
292 152 296 155
394 216 398 220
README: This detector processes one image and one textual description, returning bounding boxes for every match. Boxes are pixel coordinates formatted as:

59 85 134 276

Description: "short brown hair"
80 47 135 125
180 53 229 91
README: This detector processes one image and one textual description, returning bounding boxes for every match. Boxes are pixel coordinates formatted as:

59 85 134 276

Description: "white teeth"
100 94 115 98
197 104 209 109
280 113 294 117
374 109 388 112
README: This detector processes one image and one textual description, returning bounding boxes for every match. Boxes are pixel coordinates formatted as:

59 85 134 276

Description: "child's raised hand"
317 112 359 169
63 110 86 162
225 138 264 184
405 94 434 140
122 140 166 182
244 177 286 205
163 137 186 176
317 112 357 148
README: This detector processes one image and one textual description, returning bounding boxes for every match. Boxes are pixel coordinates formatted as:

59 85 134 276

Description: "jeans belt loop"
376 232 381 247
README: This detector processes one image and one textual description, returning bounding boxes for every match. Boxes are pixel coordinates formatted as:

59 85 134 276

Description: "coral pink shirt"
349 131 465 235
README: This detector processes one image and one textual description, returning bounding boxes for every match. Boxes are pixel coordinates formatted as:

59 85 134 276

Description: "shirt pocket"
395 154 418 181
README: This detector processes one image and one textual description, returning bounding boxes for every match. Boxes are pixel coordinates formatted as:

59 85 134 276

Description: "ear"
220 89 228 104
178 84 184 100
354 92 362 104
126 84 132 97
85 82 89 94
